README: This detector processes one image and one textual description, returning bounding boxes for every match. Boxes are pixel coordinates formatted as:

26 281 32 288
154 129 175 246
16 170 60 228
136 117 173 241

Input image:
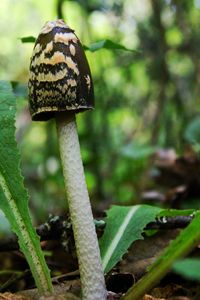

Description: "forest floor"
0 147 200 300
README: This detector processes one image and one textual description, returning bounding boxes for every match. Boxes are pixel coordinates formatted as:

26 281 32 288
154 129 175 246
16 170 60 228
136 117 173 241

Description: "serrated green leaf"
20 36 36 43
123 211 200 300
99 205 162 273
0 81 53 294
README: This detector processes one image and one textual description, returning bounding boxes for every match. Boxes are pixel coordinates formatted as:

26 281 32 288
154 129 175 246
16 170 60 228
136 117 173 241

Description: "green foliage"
20 36 36 43
100 206 195 276
1 1 200 295
0 81 53 294
21 36 137 53
120 143 157 160
12 0 200 208
173 258 200 281
83 39 138 52
158 209 195 217
123 211 200 300
100 205 162 273
184 117 200 145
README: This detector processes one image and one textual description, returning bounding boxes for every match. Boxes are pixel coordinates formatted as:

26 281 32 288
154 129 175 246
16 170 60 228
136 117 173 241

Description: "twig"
0 215 68 252
146 215 193 230
0 215 193 252
0 270 31 292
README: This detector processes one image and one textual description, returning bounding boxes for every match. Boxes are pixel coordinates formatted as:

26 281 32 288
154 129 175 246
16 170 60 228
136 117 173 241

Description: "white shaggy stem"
56 112 107 300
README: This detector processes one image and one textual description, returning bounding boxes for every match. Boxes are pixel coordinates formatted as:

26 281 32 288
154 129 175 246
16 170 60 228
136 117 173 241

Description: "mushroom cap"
28 20 94 121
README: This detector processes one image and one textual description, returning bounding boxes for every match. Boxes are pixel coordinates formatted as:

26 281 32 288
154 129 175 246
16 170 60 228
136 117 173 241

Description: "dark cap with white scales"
28 19 94 121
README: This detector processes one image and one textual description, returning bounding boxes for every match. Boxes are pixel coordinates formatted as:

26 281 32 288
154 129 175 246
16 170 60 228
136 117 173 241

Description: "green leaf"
100 205 162 273
83 39 138 52
20 36 36 43
20 36 138 53
123 211 200 300
0 81 53 294
173 258 200 281
158 208 195 217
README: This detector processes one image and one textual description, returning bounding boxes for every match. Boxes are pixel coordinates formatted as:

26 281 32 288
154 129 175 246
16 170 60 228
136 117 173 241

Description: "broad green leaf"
0 81 53 294
123 211 200 300
100 205 162 273
20 36 36 43
173 258 200 281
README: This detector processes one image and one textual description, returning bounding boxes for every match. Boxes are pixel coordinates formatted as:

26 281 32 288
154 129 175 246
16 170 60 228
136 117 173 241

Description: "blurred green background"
0 0 200 223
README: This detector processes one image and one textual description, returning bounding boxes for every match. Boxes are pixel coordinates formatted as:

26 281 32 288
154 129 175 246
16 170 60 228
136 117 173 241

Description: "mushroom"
28 20 107 300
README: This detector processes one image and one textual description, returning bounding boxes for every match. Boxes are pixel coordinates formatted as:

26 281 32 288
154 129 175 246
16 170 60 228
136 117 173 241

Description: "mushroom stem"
56 112 107 300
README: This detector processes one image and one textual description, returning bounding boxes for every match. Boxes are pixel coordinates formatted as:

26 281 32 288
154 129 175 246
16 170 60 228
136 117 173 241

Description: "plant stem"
56 112 107 300
122 211 200 300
